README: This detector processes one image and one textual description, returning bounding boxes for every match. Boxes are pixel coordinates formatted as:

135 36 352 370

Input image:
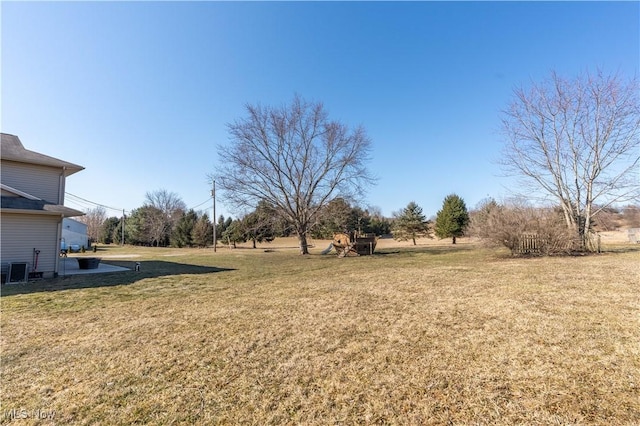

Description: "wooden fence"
516 234 544 254
514 232 600 255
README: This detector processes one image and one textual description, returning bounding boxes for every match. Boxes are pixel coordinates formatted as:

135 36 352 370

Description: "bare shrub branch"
470 198 578 255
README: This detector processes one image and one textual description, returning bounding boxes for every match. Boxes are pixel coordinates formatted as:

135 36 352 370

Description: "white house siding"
0 213 60 278
62 218 89 249
1 161 63 204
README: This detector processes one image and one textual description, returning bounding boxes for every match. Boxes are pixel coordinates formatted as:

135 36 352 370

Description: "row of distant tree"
78 189 459 248
80 189 209 247
79 189 638 252
80 190 391 248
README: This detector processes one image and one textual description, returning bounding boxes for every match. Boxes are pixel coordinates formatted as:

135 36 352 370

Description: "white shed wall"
62 218 89 249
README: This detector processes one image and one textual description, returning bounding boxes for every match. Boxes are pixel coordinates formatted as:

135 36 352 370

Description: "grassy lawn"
2 240 639 425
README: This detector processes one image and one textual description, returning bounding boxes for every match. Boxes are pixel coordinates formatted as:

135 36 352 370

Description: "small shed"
62 218 89 251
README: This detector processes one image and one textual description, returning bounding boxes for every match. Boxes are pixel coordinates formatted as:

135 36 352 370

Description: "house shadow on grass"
1 260 235 296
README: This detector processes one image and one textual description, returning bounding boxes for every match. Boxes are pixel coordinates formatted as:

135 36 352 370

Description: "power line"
65 192 128 214
65 198 93 211
66 192 214 215
65 194 102 211
188 197 213 211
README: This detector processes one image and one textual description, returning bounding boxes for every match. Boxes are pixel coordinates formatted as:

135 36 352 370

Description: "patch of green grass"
2 243 639 424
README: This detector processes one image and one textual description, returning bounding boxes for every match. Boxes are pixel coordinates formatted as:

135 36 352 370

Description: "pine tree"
435 194 470 244
313 198 352 239
392 201 431 245
172 209 198 247
192 214 213 248
221 219 246 248
244 201 277 248
216 215 228 237
100 217 120 244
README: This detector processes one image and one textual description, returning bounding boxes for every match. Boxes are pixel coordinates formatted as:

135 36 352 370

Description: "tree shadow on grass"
374 245 476 256
1 260 235 297
602 245 640 254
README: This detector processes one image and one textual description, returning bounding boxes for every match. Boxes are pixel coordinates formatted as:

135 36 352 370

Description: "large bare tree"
143 189 186 246
213 95 373 254
78 206 107 244
500 70 640 249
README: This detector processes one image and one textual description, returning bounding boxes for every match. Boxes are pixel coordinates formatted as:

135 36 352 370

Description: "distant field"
2 237 639 425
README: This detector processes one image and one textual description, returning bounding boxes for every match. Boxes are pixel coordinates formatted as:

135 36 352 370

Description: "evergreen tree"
221 219 246 248
244 201 277 248
392 201 430 245
172 209 198 247
192 214 213 248
216 215 228 238
123 208 148 246
125 205 167 246
312 200 387 238
224 216 233 230
368 213 392 236
312 198 353 239
111 216 131 245
100 217 120 244
365 206 392 236
435 194 470 244
349 206 371 235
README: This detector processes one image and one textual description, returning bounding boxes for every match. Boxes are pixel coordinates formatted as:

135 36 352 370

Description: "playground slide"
320 243 334 255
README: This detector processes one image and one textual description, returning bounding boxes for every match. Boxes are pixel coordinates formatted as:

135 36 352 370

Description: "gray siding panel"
0 213 60 277
1 161 62 203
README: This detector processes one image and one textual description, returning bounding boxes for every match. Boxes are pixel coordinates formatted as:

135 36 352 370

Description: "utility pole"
121 209 125 246
211 180 217 252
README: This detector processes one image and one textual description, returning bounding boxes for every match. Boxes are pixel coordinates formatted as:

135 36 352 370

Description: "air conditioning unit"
6 262 29 284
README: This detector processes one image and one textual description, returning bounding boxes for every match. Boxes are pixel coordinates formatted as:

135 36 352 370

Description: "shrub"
470 199 578 255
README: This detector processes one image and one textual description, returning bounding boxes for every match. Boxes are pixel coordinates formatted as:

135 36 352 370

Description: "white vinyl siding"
62 218 89 249
0 213 61 278
1 160 62 203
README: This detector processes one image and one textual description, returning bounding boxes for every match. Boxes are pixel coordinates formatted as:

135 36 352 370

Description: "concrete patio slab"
58 257 130 276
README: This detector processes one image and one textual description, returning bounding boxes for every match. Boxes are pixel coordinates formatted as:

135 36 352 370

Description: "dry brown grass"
2 238 639 425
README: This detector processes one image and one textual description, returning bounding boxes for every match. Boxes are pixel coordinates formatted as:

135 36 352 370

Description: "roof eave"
1 206 85 218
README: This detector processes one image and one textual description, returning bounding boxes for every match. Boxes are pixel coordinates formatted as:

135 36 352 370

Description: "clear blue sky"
2 1 638 220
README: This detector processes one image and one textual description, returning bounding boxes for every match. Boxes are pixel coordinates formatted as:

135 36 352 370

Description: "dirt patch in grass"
2 242 639 424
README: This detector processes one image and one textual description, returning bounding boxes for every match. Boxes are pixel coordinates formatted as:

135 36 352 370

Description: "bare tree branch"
212 95 374 254
500 70 640 249
143 189 187 246
77 206 106 244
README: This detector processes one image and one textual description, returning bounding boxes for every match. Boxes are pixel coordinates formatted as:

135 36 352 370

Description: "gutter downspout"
59 166 67 204
55 217 62 277
55 166 67 277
